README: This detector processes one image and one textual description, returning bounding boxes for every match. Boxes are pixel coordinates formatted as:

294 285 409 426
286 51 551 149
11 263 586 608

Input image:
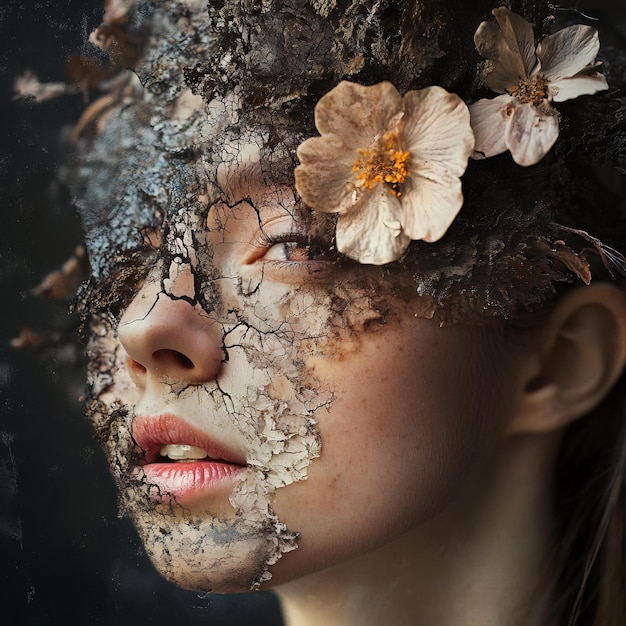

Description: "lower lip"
140 461 245 503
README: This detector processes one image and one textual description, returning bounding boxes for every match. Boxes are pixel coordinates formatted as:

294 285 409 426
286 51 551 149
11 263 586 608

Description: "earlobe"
508 284 626 435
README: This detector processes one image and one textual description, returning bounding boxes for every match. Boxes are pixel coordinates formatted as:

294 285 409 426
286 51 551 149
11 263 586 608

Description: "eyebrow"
215 152 298 203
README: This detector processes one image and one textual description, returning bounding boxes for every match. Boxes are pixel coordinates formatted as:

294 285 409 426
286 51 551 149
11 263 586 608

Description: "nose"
117 270 224 388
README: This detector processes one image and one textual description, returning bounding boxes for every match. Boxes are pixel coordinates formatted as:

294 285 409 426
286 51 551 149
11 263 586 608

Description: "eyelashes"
88 220 340 318
255 228 338 264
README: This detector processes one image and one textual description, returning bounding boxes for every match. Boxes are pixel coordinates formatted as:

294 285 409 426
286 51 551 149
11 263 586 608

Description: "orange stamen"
352 132 410 197
508 74 549 105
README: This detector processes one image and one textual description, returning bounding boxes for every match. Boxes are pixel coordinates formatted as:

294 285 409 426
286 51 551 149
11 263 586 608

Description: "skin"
88 146 522 589
85 130 626 624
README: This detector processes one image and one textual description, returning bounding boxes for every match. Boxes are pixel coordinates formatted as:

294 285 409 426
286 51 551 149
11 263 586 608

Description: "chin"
148 556 261 594
129 506 282 592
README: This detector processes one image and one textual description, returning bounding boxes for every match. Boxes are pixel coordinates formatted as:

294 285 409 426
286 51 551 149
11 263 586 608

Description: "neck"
275 433 560 626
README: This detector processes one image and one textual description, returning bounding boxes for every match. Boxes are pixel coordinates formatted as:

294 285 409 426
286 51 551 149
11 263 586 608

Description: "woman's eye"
262 241 319 262
250 232 338 281
255 228 338 265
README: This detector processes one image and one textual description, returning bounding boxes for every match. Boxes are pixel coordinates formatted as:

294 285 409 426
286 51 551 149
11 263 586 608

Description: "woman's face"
86 131 517 594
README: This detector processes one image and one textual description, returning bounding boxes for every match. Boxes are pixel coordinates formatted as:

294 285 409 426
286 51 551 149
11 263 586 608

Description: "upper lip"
132 414 246 466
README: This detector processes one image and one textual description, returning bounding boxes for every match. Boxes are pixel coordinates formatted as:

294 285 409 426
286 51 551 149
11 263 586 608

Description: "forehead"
212 141 298 206
208 115 306 193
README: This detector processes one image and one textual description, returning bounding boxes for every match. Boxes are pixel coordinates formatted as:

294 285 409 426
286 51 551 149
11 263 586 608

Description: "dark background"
0 1 282 624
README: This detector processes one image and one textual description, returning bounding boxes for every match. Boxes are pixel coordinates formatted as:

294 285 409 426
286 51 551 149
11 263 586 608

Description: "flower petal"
335 186 410 265
399 170 464 243
469 94 513 159
536 25 600 82
295 135 358 213
475 7 537 92
314 81 403 147
401 86 475 176
504 103 559 166
550 72 608 102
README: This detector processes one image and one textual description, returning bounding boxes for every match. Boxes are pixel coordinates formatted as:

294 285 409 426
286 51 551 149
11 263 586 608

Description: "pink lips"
132 414 246 503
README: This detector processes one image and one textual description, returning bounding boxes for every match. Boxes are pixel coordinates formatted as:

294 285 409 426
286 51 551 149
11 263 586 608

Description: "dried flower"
470 7 608 166
13 70 78 103
295 81 474 265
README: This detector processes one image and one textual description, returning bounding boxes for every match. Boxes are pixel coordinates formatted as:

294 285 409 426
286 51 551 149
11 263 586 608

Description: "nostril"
125 357 147 390
127 357 147 376
153 349 194 370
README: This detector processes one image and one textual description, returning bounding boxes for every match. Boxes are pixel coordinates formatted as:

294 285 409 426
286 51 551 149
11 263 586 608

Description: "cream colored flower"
295 81 474 265
470 7 608 166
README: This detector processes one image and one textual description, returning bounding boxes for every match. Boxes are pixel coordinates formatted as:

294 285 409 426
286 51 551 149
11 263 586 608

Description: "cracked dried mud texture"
81 153 397 591
80 121 405 586
74 4 400 586
68 0 626 594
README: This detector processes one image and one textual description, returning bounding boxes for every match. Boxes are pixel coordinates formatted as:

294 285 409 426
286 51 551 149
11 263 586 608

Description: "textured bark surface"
70 0 626 321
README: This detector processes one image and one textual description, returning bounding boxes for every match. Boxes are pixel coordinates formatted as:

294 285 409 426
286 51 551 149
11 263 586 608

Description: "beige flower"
295 81 474 265
470 7 608 166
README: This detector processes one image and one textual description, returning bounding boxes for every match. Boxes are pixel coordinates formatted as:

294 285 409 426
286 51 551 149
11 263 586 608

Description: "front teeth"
160 444 209 461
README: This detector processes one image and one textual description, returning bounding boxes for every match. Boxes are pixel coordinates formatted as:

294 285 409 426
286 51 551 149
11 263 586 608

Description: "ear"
508 284 626 435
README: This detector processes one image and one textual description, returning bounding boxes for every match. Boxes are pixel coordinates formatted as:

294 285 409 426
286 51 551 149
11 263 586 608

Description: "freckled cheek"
274 331 501 543
325 392 432 498
272 375 433 539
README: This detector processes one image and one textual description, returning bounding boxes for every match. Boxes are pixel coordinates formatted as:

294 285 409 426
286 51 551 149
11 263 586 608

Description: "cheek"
268 319 511 583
